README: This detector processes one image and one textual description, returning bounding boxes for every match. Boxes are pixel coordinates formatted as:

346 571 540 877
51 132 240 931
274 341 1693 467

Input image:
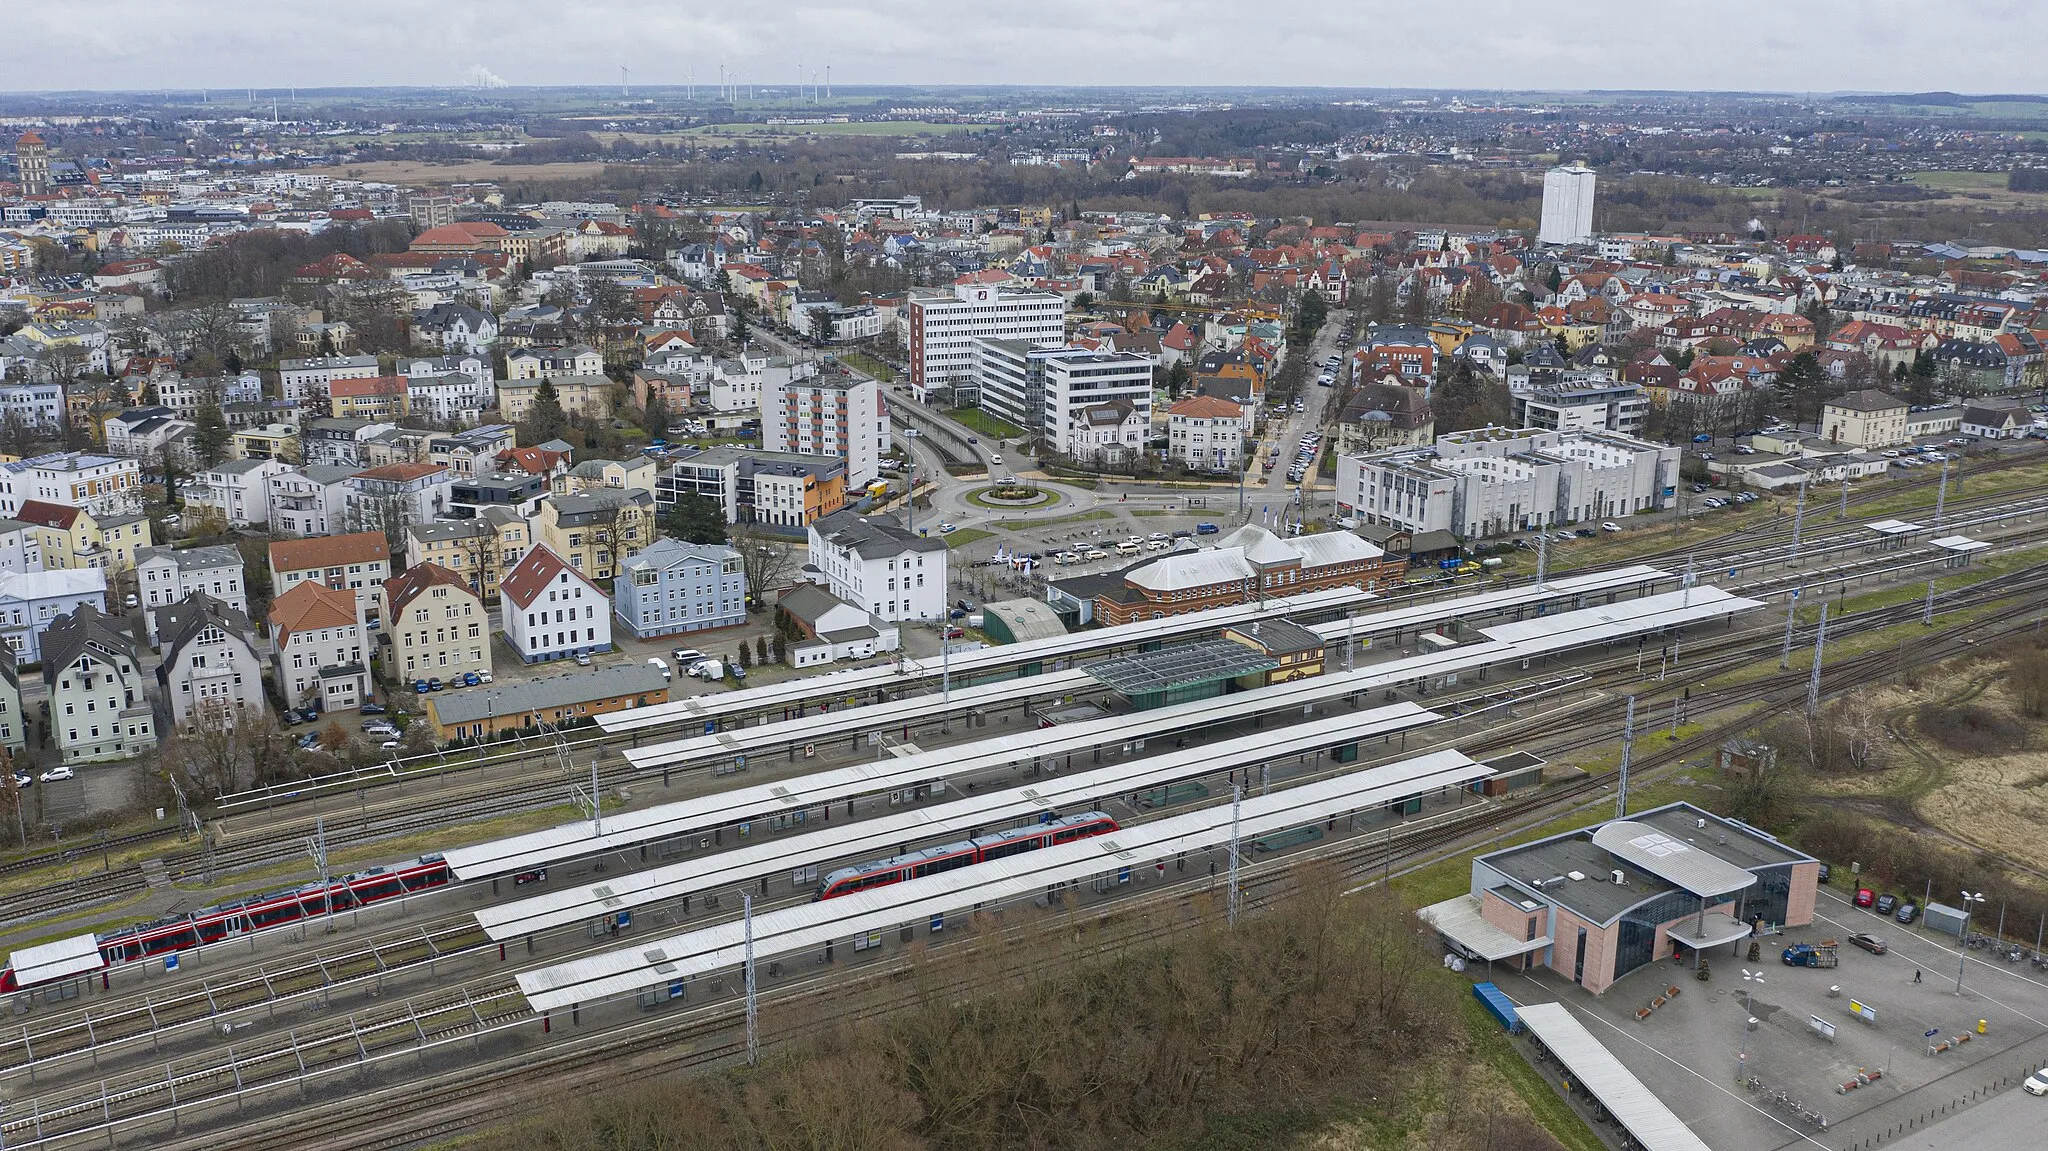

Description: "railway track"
12 569 2044 1150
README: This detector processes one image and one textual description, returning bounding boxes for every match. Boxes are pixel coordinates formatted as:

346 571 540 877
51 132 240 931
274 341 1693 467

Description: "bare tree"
728 523 795 602
345 492 415 559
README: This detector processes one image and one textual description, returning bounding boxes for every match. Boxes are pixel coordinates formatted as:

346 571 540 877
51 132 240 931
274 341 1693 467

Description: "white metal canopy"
475 703 1443 941
1516 1001 1714 1151
517 751 1490 1012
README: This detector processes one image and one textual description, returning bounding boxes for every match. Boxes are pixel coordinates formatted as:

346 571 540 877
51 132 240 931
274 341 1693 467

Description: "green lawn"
838 350 895 381
995 509 1113 531
947 408 1028 439
942 528 994 549
1909 170 2012 191
685 120 972 138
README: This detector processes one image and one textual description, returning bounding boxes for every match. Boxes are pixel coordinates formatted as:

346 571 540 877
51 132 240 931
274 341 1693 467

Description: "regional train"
815 812 1119 899
0 855 453 993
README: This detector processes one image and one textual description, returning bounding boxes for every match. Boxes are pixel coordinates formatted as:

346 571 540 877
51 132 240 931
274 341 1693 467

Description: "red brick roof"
268 579 359 644
1168 396 1244 419
384 561 473 617
497 544 600 610
330 375 408 398
15 500 81 530
351 462 445 483
269 531 390 574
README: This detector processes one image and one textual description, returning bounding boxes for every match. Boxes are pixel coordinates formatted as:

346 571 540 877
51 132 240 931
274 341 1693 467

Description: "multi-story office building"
1539 163 1597 247
905 283 1065 403
1338 427 1679 540
762 367 889 488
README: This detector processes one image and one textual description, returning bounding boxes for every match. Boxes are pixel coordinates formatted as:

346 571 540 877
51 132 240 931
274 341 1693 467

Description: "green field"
947 408 1028 439
1908 170 2010 191
683 120 972 138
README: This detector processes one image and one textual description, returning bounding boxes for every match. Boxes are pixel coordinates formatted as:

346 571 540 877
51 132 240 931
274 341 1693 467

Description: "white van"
1114 541 1141 556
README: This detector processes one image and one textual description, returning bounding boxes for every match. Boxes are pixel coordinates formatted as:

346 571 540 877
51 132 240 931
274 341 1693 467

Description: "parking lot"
1489 880 2048 1149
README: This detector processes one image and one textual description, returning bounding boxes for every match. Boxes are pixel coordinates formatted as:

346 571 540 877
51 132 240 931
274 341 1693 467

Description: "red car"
1854 888 1876 908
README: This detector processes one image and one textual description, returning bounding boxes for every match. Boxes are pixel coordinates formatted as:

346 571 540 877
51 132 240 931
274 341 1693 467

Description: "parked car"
1600 522 1622 533
10 773 29 789
39 766 74 783
427 678 444 691
938 522 957 534
2025 1069 2048 1096
1574 528 1595 538
673 648 704 666
1874 893 1898 915
574 653 592 667
462 672 481 687
476 670 494 684
413 679 431 694
380 740 401 751
944 627 965 639
360 703 387 715
1172 529 1194 539
296 733 322 750
1816 862 1831 885
1847 933 1888 955
1196 523 1220 535
360 720 395 733
1895 901 1920 924
1854 887 1876 908
1692 434 1713 443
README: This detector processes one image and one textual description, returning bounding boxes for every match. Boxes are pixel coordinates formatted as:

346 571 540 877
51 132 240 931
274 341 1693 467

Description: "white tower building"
1539 164 1597 246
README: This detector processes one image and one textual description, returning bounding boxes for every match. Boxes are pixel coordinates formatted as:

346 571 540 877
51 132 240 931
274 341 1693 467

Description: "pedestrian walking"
1913 968 1922 984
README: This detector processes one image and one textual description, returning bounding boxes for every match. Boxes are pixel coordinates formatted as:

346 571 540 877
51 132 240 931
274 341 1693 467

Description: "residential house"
269 580 371 711
560 456 659 499
267 532 393 630
1821 390 1910 449
533 488 655 583
404 510 531 603
805 508 948 624
41 603 153 764
301 417 394 468
135 544 246 647
0 519 41 575
1065 400 1149 467
230 424 299 462
329 376 412 421
405 373 492 426
0 649 23 752
1962 402 2029 440
1166 396 1247 471
266 463 356 537
411 303 498 354
1333 385 1436 455
186 458 295 527
498 543 615 664
0 452 142 517
427 424 517 477
280 355 381 407
776 582 900 666
102 407 193 464
504 345 602 380
344 462 453 534
613 538 746 639
495 374 615 422
382 562 492 685
0 568 107 661
153 372 262 419
153 594 265 728
15 501 151 573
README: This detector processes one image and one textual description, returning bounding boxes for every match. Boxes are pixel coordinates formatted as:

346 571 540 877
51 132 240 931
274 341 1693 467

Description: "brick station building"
1052 524 1404 627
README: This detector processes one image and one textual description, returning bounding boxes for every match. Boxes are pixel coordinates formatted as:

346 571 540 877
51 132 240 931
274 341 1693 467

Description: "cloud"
4 0 2045 94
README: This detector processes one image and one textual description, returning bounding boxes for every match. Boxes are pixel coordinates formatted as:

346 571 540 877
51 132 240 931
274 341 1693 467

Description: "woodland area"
478 874 1573 1151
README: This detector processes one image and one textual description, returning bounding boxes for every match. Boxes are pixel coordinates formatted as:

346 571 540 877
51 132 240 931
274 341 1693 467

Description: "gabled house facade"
42 603 154 764
500 544 614 663
154 593 265 728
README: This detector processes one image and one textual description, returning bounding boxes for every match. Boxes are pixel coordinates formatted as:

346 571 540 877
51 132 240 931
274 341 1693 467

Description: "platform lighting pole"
1779 587 1801 670
1805 603 1830 719
1934 462 1950 529
1682 552 1696 607
591 757 602 838
1616 696 1636 820
1838 474 1849 520
1226 781 1242 929
1923 578 1937 626
743 894 759 1065
1738 969 1764 1082
308 816 333 931
1345 613 1356 672
1788 475 1810 566
1536 530 1549 584
1957 890 1986 995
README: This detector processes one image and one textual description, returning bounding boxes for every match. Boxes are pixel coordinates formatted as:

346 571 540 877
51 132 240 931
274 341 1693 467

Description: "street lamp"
1737 968 1764 1082
1957 890 1988 994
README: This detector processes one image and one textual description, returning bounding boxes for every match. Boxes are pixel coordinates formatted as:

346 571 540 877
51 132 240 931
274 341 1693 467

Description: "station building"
1052 525 1403 627
1420 802 1820 995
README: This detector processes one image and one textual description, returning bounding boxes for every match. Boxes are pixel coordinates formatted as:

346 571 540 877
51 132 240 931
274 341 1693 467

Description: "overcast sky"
9 0 2046 95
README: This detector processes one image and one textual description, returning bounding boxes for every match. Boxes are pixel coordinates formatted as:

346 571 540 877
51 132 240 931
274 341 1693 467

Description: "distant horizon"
6 85 2048 102
9 1 2047 95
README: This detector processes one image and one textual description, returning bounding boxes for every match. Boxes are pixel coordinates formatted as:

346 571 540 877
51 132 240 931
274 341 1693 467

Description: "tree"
193 402 231 467
809 307 837 345
1164 358 1192 396
663 494 730 545
641 392 670 441
517 379 571 445
1779 351 1830 428
754 635 769 665
346 492 415 559
735 643 752 670
728 523 795 604
1907 350 1939 406
1292 289 1327 340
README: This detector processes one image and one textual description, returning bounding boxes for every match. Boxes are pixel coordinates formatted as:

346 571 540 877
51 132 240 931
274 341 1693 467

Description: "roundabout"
964 480 1060 510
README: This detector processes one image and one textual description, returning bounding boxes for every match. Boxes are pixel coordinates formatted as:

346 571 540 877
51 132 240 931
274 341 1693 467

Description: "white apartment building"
135 544 247 646
185 458 294 527
906 283 1066 403
806 508 948 624
406 372 493 425
504 345 602 380
1338 427 1680 540
279 355 379 406
153 371 263 419
762 369 889 487
498 544 614 664
1039 348 1155 457
1538 164 1597 247
0 382 64 430
1509 379 1650 436
265 463 355 537
1166 396 1247 471
0 452 142 518
40 603 154 765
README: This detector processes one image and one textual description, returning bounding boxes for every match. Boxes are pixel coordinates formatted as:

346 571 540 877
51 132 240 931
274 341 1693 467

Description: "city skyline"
6 0 2047 95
